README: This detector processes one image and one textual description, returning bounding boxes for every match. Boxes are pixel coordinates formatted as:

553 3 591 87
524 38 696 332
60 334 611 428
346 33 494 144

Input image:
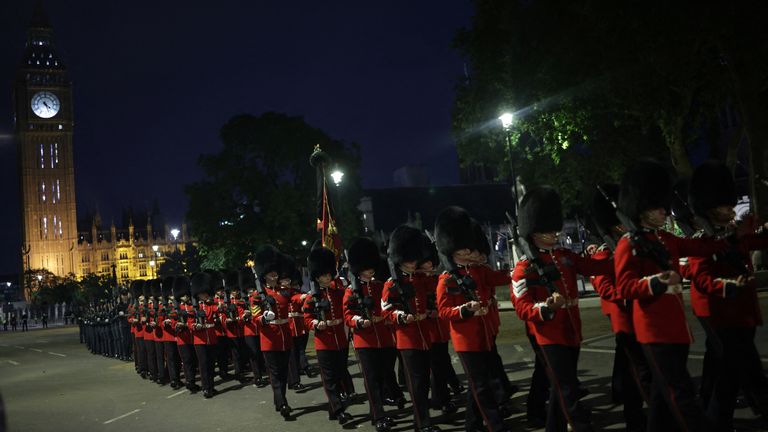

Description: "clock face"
31 91 60 118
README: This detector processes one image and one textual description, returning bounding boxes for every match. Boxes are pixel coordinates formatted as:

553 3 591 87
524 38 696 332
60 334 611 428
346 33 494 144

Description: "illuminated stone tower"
15 5 79 279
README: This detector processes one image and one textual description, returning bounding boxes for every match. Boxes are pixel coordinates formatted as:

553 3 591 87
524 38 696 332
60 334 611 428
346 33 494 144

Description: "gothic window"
139 263 147 277
39 144 45 168
81 254 89 263
42 216 48 239
119 251 128 260
41 180 46 202
101 252 109 261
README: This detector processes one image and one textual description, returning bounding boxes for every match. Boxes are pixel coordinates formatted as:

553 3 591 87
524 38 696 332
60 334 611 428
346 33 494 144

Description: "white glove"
263 310 276 322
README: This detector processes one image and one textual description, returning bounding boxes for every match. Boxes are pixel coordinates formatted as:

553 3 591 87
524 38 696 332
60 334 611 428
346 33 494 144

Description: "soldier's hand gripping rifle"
305 280 330 323
596 185 672 271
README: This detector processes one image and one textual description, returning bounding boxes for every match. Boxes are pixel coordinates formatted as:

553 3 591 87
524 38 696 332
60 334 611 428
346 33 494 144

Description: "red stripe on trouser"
458 353 494 432
538 346 575 429
643 345 689 432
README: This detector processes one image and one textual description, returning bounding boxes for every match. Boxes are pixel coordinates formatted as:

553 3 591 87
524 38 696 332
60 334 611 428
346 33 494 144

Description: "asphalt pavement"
1 296 767 432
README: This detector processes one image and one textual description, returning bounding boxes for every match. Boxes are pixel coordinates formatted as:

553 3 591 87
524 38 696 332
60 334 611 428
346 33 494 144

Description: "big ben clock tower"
15 6 78 279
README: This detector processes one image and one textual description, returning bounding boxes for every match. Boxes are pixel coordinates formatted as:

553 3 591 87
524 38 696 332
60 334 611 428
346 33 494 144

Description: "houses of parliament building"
15 7 188 290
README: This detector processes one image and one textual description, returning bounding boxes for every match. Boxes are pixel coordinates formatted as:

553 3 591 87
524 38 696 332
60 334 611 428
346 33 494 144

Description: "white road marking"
514 344 524 352
581 333 615 345
30 348 42 353
103 409 141 424
7 360 20 365
522 356 532 363
166 390 187 399
15 346 25 349
48 352 66 357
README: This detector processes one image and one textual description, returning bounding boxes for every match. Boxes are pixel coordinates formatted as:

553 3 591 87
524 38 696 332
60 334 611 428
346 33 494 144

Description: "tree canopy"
185 112 363 269
453 0 768 216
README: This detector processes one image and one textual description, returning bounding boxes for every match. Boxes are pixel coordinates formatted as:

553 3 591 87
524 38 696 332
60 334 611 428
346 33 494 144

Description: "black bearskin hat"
130 280 145 298
141 279 152 298
472 221 491 257
279 254 297 280
418 235 439 268
150 278 162 298
238 268 256 292
224 270 240 291
519 186 563 239
308 246 337 281
689 160 736 218
206 270 225 293
591 184 620 233
434 206 475 258
619 159 671 222
172 276 190 298
190 272 213 297
388 225 425 265
161 276 175 297
348 237 380 276
254 245 281 277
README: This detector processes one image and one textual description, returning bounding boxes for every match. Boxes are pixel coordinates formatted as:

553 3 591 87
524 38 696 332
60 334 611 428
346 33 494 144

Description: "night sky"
0 1 472 274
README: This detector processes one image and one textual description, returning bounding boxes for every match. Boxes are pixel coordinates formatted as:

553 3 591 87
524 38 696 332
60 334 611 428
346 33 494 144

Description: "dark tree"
186 112 363 269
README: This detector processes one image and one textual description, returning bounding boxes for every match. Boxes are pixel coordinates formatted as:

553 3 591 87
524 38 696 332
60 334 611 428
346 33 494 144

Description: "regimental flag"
310 144 343 260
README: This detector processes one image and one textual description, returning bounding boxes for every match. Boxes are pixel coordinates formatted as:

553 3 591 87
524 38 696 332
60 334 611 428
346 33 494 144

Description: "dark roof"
364 184 514 233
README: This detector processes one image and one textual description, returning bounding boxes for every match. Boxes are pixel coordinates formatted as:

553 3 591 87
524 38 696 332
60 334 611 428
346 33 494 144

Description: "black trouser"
145 340 158 379
155 338 168 382
382 347 404 400
263 350 290 408
708 326 768 431
288 334 308 386
357 348 390 423
340 345 355 395
615 332 650 431
459 351 506 431
697 316 722 407
215 338 230 378
136 338 148 374
400 348 432 429
178 344 197 387
317 349 349 416
527 332 549 420
244 335 266 379
164 341 181 383
228 336 246 376
429 342 453 407
490 342 514 403
194 344 216 392
642 343 706 432
539 344 592 432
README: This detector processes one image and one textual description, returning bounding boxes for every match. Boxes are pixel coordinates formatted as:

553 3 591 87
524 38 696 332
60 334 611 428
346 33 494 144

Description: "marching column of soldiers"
78 158 768 432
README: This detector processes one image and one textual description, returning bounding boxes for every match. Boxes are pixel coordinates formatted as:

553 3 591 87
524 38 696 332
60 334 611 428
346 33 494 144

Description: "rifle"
343 250 372 321
505 211 562 294
386 258 414 315
305 280 330 322
589 213 617 252
250 266 276 315
595 184 671 271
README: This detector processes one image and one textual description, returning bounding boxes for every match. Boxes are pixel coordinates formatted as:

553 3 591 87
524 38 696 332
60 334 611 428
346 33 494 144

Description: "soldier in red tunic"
382 225 440 432
435 207 509 432
158 276 180 388
280 254 309 391
343 237 397 432
254 245 294 420
681 160 768 430
209 271 232 381
170 275 200 393
128 280 148 379
590 183 649 431
221 270 248 383
511 186 613 432
239 268 269 388
304 246 354 424
149 279 169 386
190 272 219 398
614 159 728 431
143 281 158 382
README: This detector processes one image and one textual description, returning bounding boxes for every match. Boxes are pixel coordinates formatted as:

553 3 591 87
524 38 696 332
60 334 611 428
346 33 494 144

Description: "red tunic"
436 267 495 352
469 265 509 337
343 279 396 349
189 302 218 345
414 273 451 344
591 247 633 334
144 303 156 342
303 280 348 351
219 299 245 338
288 289 307 338
157 303 176 342
173 303 194 345
511 248 612 347
127 304 138 336
243 292 259 337
382 272 431 350
256 288 293 352
614 229 725 344
682 232 768 328
213 296 227 338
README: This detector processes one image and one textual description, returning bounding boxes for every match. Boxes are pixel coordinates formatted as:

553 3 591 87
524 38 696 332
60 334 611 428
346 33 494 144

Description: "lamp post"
150 244 159 278
499 112 520 267
331 169 344 186
170 228 180 252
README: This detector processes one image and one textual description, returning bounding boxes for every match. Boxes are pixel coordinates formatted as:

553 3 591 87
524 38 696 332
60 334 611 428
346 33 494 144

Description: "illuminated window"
101 252 109 261
54 143 59 164
58 219 62 237
40 144 45 168
50 144 54 168
119 251 128 260
41 180 46 202
43 216 48 239
56 179 60 201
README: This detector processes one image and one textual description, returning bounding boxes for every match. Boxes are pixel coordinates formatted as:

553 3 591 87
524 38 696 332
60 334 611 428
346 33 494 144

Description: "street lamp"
301 240 308 247
498 112 518 209
331 169 344 186
170 228 180 241
151 245 159 278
